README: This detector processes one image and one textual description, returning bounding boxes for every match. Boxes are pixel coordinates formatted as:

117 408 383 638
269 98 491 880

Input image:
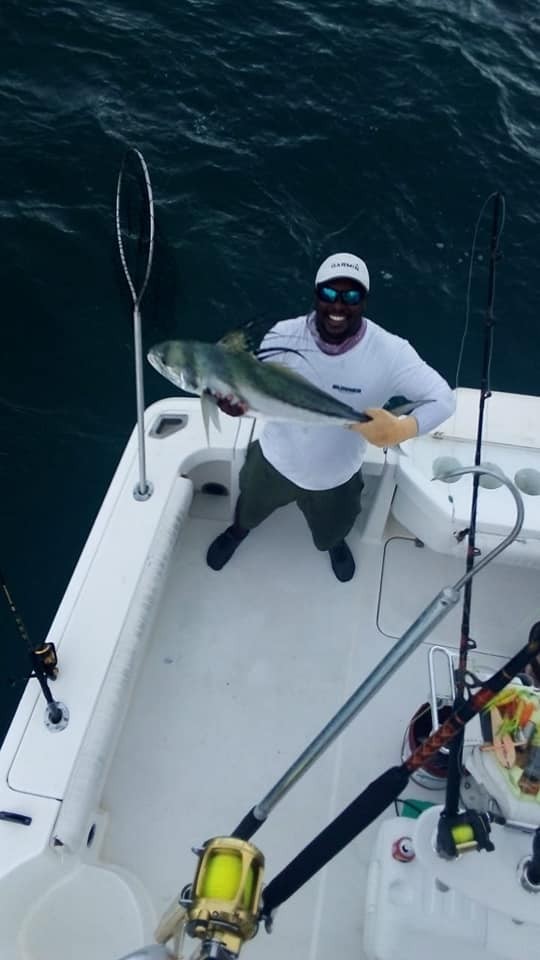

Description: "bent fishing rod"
442 190 506 828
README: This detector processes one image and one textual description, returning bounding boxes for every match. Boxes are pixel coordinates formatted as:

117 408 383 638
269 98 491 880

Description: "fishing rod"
440 191 506 837
116 146 155 501
132 617 539 960
0 568 65 727
259 619 540 922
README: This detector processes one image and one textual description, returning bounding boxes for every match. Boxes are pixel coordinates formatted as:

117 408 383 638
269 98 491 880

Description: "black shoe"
328 540 355 582
207 526 248 571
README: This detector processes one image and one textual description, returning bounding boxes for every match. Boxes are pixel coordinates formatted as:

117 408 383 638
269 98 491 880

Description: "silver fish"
147 339 431 437
148 339 374 427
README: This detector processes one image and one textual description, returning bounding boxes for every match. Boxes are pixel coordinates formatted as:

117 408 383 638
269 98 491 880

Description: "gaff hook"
115 147 155 501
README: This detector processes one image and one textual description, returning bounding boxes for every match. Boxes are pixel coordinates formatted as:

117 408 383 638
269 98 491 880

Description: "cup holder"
432 456 462 483
478 461 505 489
514 468 540 497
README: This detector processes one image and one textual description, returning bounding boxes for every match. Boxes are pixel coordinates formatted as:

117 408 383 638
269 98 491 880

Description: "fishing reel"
155 837 265 959
436 809 494 860
32 641 59 680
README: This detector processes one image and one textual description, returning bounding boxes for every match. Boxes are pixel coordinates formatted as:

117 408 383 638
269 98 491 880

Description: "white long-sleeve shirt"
258 314 456 490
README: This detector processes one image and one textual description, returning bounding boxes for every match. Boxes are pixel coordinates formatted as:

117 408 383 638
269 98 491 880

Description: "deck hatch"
150 413 188 438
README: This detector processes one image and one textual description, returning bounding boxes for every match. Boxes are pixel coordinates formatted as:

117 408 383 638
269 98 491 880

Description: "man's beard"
316 314 363 344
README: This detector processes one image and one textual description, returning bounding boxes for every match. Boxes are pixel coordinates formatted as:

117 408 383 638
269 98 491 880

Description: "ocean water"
1 0 539 741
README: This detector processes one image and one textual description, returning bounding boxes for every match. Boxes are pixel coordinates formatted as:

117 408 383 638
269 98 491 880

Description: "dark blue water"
1 0 539 740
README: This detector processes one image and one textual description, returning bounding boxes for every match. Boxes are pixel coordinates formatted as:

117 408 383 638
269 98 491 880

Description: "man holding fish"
148 252 455 581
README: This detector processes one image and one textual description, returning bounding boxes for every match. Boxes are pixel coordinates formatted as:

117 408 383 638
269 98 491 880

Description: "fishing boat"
1 161 540 960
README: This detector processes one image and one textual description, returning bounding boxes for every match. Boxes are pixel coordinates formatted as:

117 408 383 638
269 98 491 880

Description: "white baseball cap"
315 252 370 292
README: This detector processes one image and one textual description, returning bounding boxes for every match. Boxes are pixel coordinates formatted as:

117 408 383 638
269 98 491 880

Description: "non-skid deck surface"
378 535 540 656
101 505 527 960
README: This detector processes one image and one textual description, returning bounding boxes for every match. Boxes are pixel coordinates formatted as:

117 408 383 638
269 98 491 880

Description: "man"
206 252 456 581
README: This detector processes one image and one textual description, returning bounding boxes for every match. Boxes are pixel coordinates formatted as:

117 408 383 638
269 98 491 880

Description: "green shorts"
236 441 364 551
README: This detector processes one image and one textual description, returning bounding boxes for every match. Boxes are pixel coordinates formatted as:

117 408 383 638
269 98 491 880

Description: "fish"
147 339 432 440
148 338 373 433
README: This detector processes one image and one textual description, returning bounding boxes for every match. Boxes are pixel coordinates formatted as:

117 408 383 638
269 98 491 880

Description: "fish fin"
209 396 221 431
383 395 411 413
383 443 408 457
218 329 250 352
384 396 435 416
212 404 221 433
256 346 307 363
200 392 221 445
218 317 276 354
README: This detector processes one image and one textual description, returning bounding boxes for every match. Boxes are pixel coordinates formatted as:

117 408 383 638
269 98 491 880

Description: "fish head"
147 340 201 394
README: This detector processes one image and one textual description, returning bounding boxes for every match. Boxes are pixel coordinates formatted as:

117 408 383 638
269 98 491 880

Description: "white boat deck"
98 506 537 960
3 391 540 960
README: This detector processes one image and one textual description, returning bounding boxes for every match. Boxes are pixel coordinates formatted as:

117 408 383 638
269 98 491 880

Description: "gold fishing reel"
34 642 59 679
155 837 265 959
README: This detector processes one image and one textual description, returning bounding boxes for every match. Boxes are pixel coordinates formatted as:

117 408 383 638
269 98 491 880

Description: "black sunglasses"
316 285 366 305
